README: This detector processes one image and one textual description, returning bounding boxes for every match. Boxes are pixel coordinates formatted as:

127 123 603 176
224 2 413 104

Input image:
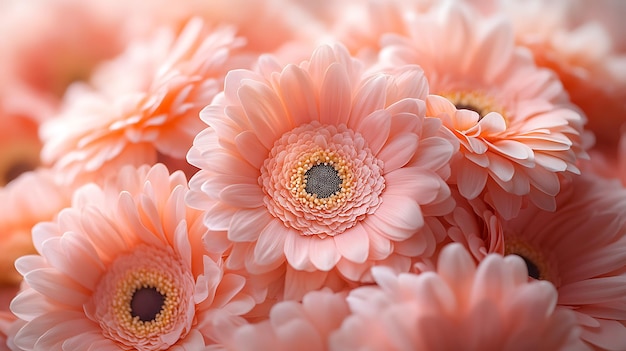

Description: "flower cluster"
0 0 624 350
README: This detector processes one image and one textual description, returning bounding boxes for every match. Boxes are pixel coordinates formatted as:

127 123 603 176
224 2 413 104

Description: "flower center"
289 149 353 210
130 287 166 322
113 269 180 336
504 238 552 282
441 91 506 122
90 245 194 349
305 164 342 198
261 122 384 237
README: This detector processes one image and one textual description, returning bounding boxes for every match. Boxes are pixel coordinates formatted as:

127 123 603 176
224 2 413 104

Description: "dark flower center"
304 163 343 199
130 287 166 322
3 160 37 185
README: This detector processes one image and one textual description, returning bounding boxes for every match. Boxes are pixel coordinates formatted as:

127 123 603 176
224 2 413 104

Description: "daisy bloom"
0 169 72 286
492 0 626 149
40 17 246 185
187 43 457 291
503 172 626 350
380 1 587 218
329 243 587 351
227 288 350 351
10 164 255 350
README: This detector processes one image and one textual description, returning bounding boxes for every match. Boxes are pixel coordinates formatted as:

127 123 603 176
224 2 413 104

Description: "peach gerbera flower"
227 288 350 351
187 43 457 289
40 17 246 185
380 1 587 219
503 172 626 350
10 164 255 350
493 0 626 150
0 169 72 286
329 243 587 351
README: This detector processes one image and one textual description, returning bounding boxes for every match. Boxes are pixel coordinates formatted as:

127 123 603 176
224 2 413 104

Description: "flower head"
40 18 246 185
330 243 587 351
187 43 457 291
0 169 72 286
10 164 254 350
381 1 587 218
503 172 626 349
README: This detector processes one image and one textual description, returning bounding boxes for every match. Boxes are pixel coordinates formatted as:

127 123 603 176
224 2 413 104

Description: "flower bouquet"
0 0 624 350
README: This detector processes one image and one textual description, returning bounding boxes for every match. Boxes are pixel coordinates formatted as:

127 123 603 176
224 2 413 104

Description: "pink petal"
558 276 626 305
238 81 288 149
412 136 456 171
279 64 319 127
456 159 488 199
334 223 370 264
355 109 391 155
309 237 341 271
284 231 313 270
24 268 89 306
235 131 270 169
253 220 288 268
377 133 419 172
219 183 265 208
361 221 393 260
227 209 271 242
367 195 424 241
351 75 387 122
320 62 352 126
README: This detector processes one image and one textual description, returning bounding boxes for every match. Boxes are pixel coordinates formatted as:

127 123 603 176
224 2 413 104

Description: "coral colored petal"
279 64 319 127
377 133 419 173
457 159 489 199
238 81 288 149
367 195 424 241
227 209 271 242
309 237 341 271
355 109 391 155
362 221 393 260
333 224 370 264
351 75 387 122
320 63 352 126
235 131 269 169
219 184 265 208
253 220 288 267
284 232 313 270
412 136 456 171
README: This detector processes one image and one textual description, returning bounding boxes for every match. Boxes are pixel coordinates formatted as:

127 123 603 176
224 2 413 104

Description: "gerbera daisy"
329 243 587 351
40 17 246 185
502 172 626 350
187 43 457 290
227 288 350 351
492 0 626 149
380 1 587 219
10 164 255 350
0 169 72 286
